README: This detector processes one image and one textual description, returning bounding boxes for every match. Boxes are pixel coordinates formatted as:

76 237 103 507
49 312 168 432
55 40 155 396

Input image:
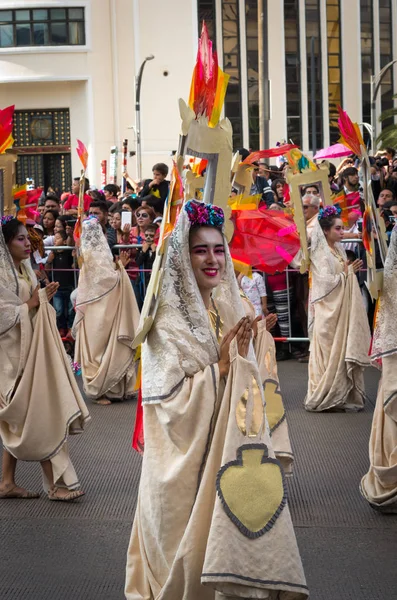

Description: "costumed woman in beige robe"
304 206 371 412
125 201 308 600
73 216 140 406
0 217 89 501
360 225 397 513
239 291 294 476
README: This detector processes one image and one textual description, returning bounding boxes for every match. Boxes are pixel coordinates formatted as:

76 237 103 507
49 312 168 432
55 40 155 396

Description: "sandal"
0 484 40 499
48 486 85 502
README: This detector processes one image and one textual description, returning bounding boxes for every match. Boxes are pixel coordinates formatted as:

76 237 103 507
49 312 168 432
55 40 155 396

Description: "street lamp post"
135 55 155 180
370 59 397 153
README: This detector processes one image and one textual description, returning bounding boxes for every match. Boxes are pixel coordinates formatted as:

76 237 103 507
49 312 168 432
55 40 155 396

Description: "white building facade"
0 0 396 191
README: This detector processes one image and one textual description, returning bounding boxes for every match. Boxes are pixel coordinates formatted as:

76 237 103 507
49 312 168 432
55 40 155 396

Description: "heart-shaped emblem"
263 379 285 433
216 444 286 539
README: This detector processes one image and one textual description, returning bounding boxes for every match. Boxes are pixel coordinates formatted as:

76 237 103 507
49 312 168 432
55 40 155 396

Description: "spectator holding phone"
45 229 76 337
111 208 132 245
135 223 158 296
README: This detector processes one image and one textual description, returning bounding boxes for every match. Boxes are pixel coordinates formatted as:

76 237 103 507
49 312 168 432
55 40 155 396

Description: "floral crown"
318 205 341 221
1 215 14 227
184 200 224 229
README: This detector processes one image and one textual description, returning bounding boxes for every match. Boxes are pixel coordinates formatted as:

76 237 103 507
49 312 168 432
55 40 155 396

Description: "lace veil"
142 206 249 403
73 217 119 333
371 225 397 361
0 220 36 336
309 218 347 304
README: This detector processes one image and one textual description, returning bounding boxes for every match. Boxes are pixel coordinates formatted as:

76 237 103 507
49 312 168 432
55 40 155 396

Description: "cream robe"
360 354 397 512
305 256 371 412
125 340 308 599
74 264 140 400
0 280 89 490
241 296 294 475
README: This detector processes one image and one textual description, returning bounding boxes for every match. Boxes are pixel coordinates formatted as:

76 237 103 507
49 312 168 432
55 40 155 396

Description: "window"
0 7 85 48
360 0 373 145
378 0 393 131
246 0 259 150
326 0 342 143
306 0 323 152
222 0 243 149
285 0 302 149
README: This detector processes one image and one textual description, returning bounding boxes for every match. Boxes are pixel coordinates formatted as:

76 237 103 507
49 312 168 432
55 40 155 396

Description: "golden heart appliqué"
216 444 286 538
263 379 286 433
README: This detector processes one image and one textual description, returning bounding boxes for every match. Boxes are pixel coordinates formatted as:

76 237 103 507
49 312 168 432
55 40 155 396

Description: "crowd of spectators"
27 148 397 353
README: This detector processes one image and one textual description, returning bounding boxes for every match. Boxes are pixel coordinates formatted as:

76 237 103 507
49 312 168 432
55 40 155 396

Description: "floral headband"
318 205 341 221
1 215 14 226
184 200 224 228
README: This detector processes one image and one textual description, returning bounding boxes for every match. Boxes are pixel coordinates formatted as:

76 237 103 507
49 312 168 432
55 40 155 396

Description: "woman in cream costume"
304 206 371 412
360 225 397 512
73 217 140 405
0 217 89 501
239 290 294 476
125 201 308 600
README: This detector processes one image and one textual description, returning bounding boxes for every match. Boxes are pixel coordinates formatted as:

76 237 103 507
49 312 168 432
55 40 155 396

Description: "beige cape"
305 255 370 412
0 284 89 490
125 338 308 599
74 263 140 400
360 354 397 512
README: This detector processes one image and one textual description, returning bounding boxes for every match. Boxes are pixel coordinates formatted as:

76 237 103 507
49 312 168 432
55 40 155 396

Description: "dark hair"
108 201 124 215
45 193 60 203
2 218 24 244
381 187 396 200
126 181 134 191
303 184 320 194
318 214 341 232
328 162 336 178
88 189 104 201
271 178 286 193
152 162 169 177
122 196 140 212
104 183 120 197
43 209 59 221
341 167 358 180
145 223 158 233
89 200 109 214
385 147 395 156
236 148 250 161
54 215 70 231
55 229 67 241
74 176 90 191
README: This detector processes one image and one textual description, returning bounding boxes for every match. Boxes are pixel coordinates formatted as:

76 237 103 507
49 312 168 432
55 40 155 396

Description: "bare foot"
48 486 85 502
0 482 40 499
93 398 112 405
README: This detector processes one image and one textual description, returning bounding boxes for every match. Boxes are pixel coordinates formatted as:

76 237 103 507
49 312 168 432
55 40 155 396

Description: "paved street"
1 361 396 600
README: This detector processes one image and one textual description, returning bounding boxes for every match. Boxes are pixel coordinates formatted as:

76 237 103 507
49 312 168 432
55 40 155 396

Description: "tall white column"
340 0 362 122
299 0 309 152
267 0 287 147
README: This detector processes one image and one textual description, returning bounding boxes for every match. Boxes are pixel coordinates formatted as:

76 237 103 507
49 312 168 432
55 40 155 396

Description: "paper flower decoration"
0 105 15 154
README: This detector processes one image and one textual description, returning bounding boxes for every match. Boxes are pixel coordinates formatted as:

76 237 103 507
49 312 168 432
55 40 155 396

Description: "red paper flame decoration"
337 106 365 157
242 144 298 165
229 208 301 275
0 105 15 154
76 139 88 171
190 22 218 119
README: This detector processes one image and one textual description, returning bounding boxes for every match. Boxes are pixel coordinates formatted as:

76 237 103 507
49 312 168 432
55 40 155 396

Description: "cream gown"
304 220 371 412
0 263 89 490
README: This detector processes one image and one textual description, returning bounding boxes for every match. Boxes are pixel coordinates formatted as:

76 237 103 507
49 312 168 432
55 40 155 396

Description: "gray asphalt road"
1 362 396 599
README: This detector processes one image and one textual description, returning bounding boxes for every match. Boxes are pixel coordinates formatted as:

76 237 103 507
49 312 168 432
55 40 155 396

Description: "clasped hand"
27 282 59 310
218 317 252 378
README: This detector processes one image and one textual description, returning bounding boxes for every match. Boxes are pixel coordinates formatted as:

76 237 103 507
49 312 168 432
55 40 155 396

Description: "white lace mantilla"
309 218 347 304
72 218 119 335
0 222 37 336
371 225 397 360
142 207 250 403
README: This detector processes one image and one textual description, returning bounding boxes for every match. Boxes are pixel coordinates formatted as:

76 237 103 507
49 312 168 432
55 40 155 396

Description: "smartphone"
121 211 132 228
357 219 363 233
